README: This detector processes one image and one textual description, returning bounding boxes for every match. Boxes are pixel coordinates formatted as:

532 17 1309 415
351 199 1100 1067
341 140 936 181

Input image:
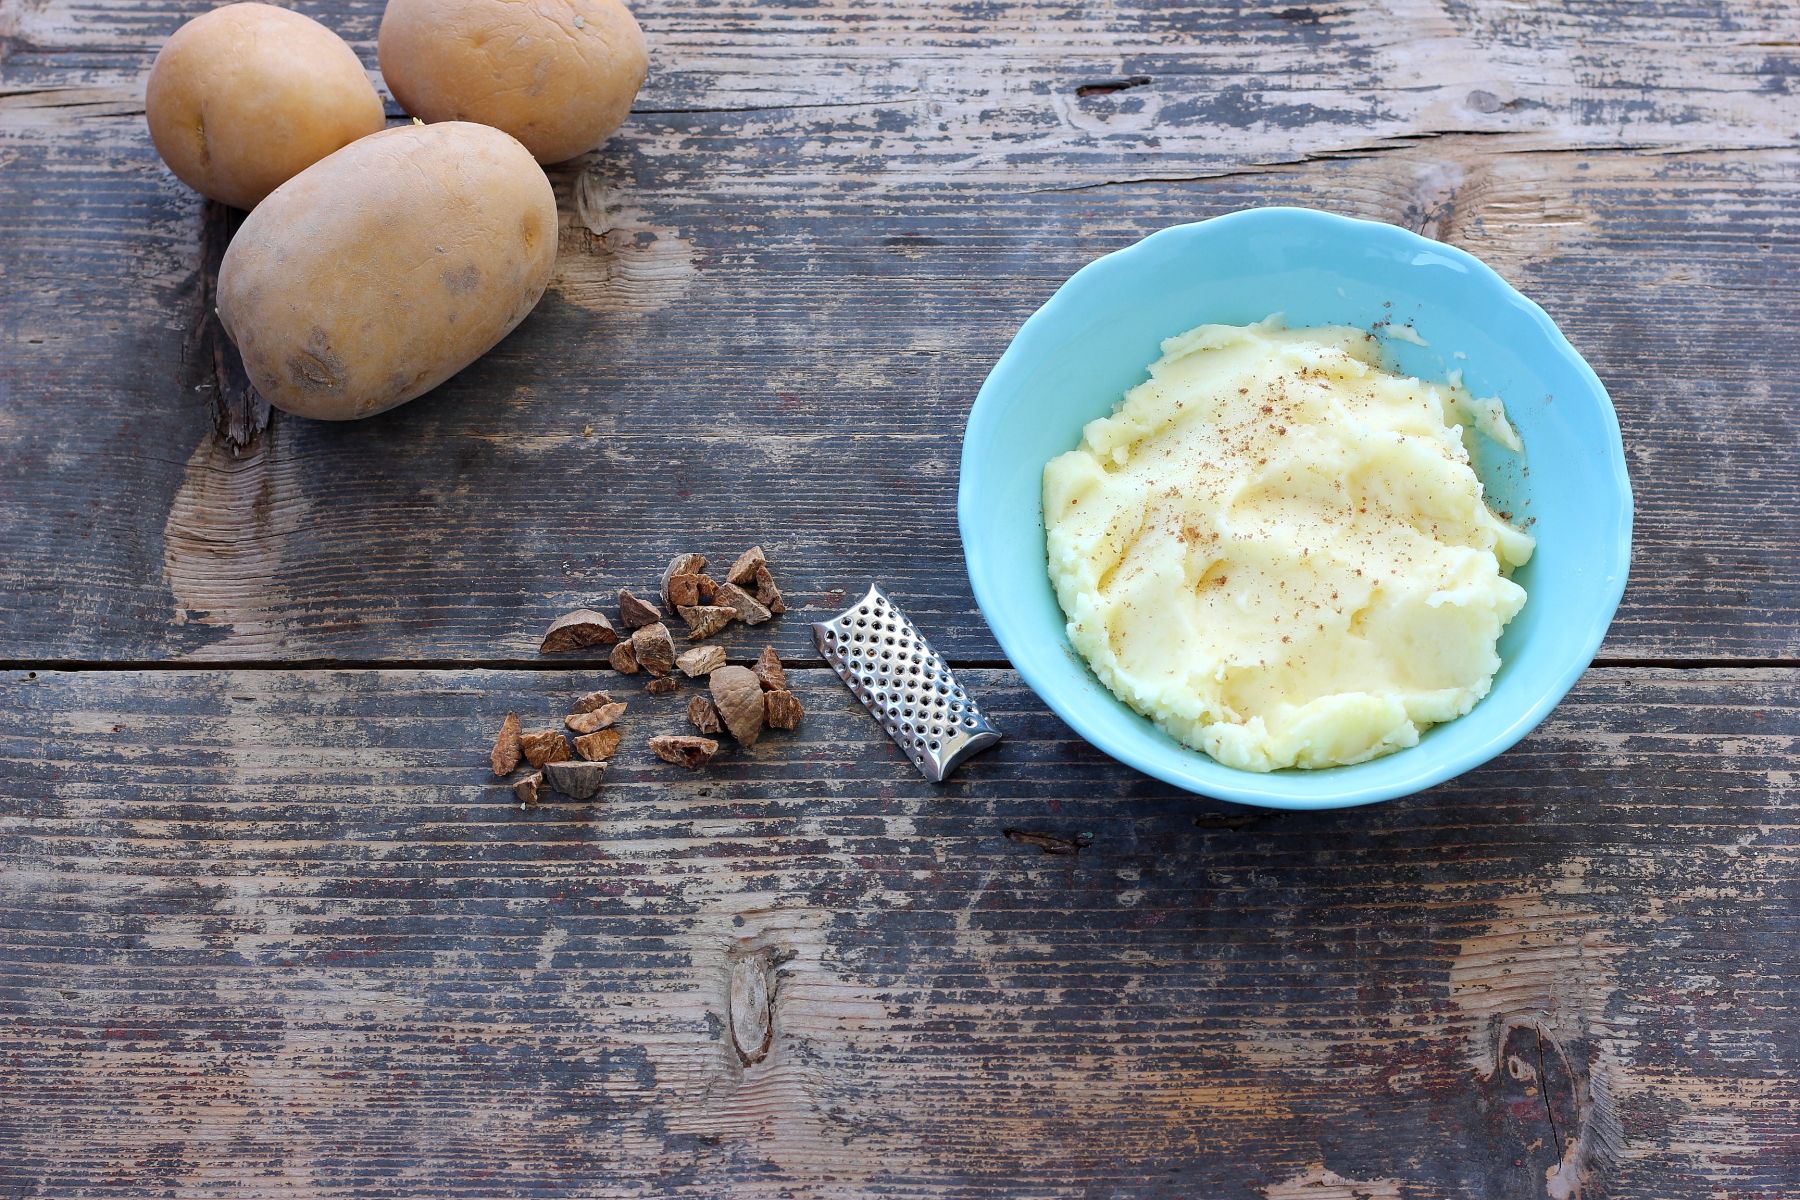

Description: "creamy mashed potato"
1042 317 1534 772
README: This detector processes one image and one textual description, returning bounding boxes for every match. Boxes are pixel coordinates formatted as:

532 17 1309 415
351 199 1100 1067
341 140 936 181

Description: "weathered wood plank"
0 666 1794 1197
7 0 1797 168
1 0 1796 665
3 143 1795 665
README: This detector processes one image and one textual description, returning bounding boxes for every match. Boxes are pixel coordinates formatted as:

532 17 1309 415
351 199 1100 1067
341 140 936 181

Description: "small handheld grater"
812 584 1002 783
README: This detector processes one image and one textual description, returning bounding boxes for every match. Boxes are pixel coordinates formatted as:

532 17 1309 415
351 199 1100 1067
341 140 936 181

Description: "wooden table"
3 2 1796 1196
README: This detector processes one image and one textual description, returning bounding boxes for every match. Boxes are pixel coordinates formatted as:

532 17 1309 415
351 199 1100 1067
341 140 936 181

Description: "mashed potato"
1042 317 1534 772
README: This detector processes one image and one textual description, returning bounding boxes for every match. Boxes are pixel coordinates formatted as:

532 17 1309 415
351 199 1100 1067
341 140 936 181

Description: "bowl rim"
957 205 1634 809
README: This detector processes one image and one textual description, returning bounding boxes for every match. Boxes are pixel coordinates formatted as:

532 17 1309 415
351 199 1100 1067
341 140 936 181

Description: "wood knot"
1478 1014 1618 1200
728 953 776 1066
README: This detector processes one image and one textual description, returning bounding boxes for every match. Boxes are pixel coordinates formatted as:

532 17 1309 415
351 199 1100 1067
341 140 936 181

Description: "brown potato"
378 0 647 164
145 3 385 211
218 122 557 421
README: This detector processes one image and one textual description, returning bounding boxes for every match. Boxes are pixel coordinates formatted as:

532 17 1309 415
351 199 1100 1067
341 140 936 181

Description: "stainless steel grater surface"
813 584 1001 783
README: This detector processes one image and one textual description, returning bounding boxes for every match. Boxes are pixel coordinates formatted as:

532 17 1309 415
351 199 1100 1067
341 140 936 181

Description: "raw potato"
379 0 649 165
217 122 557 420
145 4 385 210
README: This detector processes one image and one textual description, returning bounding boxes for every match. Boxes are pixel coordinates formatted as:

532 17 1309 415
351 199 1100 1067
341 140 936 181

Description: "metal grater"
813 584 1001 783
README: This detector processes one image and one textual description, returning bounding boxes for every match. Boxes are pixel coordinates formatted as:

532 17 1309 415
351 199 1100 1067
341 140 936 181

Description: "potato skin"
379 0 647 164
218 122 557 421
146 3 385 210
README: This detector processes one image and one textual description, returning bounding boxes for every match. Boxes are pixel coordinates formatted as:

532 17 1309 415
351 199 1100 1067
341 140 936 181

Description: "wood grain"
3 3 1799 1195
0 666 1793 1198
0 0 1796 663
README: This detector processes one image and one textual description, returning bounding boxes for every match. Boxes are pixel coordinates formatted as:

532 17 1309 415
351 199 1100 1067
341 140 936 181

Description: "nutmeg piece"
715 583 772 626
659 554 707 610
540 608 619 652
764 690 805 730
519 729 572 767
679 605 736 640
491 712 522 776
677 645 726 677
708 665 765 747
544 759 607 800
630 621 677 676
574 728 622 761
752 646 786 693
610 639 640 674
687 694 724 736
649 735 719 769
566 702 627 734
752 564 785 615
617 588 663 630
726 546 766 587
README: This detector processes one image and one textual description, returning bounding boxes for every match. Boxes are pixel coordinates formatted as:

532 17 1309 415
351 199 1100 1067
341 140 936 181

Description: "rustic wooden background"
1 1 1796 1196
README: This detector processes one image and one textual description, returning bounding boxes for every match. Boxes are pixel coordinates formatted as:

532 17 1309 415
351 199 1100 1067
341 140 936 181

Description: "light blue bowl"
959 207 1633 809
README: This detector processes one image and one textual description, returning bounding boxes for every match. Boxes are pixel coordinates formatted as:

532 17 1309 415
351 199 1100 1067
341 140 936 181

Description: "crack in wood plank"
182 201 268 454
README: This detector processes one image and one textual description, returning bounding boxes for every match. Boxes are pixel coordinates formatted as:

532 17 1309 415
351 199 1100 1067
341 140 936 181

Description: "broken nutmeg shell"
617 588 663 630
570 689 614 714
630 622 677 676
715 582 773 626
666 572 719 609
574 728 622 761
646 676 680 696
752 564 786 615
764 689 805 730
609 639 640 674
659 553 708 610
514 771 544 808
708 665 765 747
565 702 627 734
752 646 786 692
544 759 607 800
679 604 736 640
677 645 726 677
519 730 572 768
649 734 719 770
539 608 619 653
491 712 522 776
687 694 724 736
725 546 766 587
